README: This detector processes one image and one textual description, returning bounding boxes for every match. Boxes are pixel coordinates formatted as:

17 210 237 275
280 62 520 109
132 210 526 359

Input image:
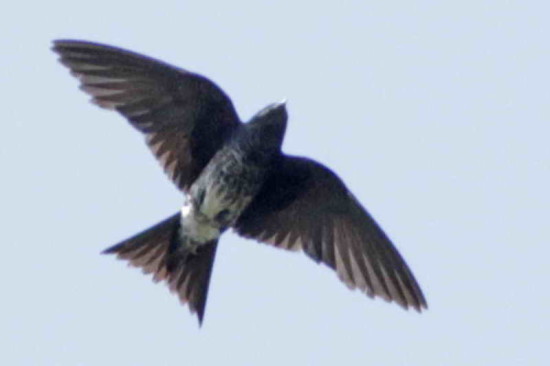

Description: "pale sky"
2 1 549 365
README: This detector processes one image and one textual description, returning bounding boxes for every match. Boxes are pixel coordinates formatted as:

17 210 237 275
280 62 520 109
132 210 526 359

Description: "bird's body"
52 40 427 325
177 104 286 254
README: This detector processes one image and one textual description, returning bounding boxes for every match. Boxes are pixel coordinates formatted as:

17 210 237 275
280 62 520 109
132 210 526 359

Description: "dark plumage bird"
52 40 427 325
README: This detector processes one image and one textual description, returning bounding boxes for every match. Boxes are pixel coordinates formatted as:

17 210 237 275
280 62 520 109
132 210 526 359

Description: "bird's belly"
182 145 269 244
198 152 266 217
180 183 254 244
200 175 256 225
180 199 221 243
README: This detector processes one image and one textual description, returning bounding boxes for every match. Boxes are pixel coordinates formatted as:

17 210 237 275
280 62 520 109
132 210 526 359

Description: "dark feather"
235 156 427 311
52 40 241 192
103 214 219 324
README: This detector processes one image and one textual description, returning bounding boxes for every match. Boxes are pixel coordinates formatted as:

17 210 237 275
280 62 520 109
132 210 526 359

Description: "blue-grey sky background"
2 1 549 365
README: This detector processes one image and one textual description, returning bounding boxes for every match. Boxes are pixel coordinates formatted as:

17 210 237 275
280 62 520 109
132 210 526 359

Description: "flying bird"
52 40 427 324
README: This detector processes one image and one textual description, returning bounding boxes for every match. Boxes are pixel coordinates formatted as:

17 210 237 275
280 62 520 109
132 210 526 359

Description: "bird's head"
247 100 288 151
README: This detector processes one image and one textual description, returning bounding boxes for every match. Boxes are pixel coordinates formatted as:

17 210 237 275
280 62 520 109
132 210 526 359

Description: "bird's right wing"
234 156 427 311
52 40 241 192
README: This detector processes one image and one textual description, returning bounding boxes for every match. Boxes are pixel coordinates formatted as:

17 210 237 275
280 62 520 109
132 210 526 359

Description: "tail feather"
102 213 219 325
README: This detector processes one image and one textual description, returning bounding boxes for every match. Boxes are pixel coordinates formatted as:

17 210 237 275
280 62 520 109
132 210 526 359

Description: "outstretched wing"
235 156 427 311
52 40 240 192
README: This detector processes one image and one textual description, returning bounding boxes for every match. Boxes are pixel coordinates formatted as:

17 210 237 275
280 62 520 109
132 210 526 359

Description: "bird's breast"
185 144 271 240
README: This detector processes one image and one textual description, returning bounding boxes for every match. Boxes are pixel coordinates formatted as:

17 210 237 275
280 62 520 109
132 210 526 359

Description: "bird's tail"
102 213 219 325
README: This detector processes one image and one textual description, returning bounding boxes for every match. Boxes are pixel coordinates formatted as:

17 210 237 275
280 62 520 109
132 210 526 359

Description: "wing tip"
101 243 121 255
394 292 428 313
51 39 86 55
52 39 105 51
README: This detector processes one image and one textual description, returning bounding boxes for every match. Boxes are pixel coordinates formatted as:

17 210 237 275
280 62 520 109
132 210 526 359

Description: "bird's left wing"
234 156 427 311
52 40 241 192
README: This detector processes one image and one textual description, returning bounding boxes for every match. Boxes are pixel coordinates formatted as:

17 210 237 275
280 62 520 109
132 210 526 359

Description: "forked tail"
102 214 219 325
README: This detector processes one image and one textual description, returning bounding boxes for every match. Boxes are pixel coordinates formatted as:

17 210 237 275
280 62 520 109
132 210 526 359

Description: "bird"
52 40 427 325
